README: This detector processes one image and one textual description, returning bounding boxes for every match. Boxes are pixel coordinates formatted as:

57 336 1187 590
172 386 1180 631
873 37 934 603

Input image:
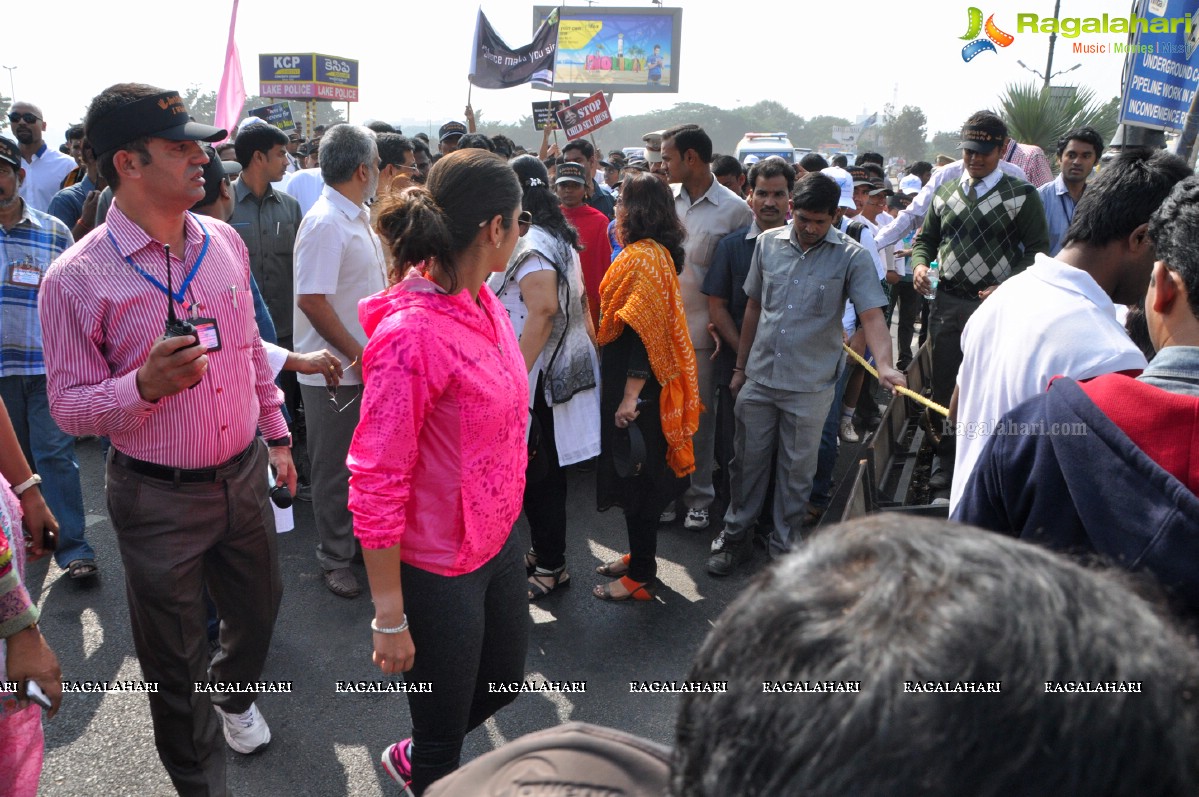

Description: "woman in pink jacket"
348 149 531 796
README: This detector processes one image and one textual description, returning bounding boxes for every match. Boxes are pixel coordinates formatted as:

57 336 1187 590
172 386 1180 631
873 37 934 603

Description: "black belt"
111 441 257 484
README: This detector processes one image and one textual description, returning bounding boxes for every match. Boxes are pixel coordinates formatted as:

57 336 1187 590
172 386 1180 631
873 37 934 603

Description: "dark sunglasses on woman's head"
518 210 533 235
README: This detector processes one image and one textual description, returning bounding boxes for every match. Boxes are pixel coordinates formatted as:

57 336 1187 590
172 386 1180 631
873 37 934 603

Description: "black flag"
469 8 559 90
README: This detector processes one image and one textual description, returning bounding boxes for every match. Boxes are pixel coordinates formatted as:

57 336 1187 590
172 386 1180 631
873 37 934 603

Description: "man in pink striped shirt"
39 83 295 797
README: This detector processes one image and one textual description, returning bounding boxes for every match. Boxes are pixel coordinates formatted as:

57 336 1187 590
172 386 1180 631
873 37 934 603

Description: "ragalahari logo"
960 8 1015 62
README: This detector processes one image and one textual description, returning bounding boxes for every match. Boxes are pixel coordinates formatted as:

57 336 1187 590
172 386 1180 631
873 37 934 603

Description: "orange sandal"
595 553 631 578
593 575 654 601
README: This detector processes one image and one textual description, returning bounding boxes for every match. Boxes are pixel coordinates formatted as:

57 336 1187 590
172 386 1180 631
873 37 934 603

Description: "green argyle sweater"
912 174 1049 295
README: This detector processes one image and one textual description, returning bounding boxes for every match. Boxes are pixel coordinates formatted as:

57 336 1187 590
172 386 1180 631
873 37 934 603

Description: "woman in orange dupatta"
593 172 701 601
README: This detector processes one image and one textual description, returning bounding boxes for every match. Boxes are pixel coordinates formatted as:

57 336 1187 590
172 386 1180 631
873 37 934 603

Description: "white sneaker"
659 506 677 523
215 702 271 754
839 416 860 443
684 508 710 530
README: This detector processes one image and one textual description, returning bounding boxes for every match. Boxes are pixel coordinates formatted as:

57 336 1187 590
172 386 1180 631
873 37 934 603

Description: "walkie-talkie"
162 244 198 345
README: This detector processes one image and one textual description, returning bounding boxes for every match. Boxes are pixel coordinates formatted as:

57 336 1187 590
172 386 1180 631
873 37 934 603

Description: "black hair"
374 149 521 291
862 162 885 181
791 172 840 216
747 159 795 192
65 124 85 142
414 132 430 145
233 123 289 168
84 82 159 190
411 136 431 157
964 109 1007 139
710 155 742 179
365 120 397 135
830 154 848 168
617 171 687 274
799 153 829 172
1057 125 1105 159
490 134 516 159
672 515 1199 797
1063 147 1191 249
908 160 933 178
457 133 494 152
855 151 884 166
1122 302 1158 361
662 124 713 164
1147 175 1199 320
509 154 581 252
562 139 595 160
376 133 414 168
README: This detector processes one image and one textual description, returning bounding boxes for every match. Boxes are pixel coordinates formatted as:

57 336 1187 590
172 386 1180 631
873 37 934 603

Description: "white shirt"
949 252 1149 514
958 166 1003 197
493 251 557 386
673 177 754 348
283 168 326 216
18 144 77 212
292 185 387 386
875 159 1028 248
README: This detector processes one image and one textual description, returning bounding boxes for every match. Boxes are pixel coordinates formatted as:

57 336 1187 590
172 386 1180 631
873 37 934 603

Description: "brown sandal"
595 553 631 578
528 566 571 601
593 576 654 602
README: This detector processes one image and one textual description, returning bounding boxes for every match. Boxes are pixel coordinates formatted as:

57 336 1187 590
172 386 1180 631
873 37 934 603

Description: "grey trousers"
300 383 361 570
683 349 717 511
106 441 281 797
722 378 836 557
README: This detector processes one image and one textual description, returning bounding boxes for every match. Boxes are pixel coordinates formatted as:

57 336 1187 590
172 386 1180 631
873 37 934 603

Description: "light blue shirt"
1037 174 1078 257
1139 345 1199 398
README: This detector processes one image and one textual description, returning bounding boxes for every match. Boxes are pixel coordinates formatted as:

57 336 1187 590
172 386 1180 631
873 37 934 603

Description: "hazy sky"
3 0 1136 147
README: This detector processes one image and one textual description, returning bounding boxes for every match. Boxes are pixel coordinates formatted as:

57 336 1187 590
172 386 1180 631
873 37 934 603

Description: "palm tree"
995 81 1119 163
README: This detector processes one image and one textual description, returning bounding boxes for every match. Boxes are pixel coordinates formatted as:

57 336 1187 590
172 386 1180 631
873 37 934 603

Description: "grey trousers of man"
106 441 281 797
300 383 361 570
722 378 837 557
683 350 717 511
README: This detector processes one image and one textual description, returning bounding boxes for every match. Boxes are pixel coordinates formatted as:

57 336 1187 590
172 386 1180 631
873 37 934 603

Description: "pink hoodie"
348 269 528 576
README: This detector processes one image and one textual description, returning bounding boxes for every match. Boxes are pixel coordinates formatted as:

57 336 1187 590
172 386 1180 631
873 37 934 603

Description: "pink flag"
214 0 245 139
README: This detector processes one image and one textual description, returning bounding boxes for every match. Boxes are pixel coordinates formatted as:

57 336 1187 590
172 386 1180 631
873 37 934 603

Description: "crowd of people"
1 83 1199 796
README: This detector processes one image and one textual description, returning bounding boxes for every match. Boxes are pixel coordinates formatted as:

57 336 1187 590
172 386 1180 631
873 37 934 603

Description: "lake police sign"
259 54 360 102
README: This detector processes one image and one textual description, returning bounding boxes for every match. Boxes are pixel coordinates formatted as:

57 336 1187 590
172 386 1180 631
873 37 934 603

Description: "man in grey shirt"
708 173 905 575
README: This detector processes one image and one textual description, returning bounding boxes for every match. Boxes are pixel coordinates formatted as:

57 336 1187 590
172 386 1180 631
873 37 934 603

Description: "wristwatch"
265 436 291 448
12 474 42 496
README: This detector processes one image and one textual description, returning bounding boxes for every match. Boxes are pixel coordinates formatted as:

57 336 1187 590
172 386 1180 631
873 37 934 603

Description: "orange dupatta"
596 239 701 477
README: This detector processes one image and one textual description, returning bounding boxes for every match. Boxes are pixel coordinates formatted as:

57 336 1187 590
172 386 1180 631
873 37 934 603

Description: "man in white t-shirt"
294 124 387 598
949 148 1192 515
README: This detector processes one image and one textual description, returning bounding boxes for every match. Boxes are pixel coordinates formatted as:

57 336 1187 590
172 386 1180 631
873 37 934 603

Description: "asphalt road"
29 439 769 797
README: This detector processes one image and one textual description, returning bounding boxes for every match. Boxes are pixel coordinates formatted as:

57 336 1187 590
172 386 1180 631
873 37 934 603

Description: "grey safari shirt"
744 224 886 392
229 178 303 338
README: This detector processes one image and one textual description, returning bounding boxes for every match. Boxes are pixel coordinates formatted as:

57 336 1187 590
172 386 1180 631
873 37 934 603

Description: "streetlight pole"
1 66 16 100
1043 0 1062 91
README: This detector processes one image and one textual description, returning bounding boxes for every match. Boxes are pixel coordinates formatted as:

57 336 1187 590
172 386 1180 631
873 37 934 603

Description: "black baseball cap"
438 121 467 142
958 119 1006 153
192 144 241 209
847 165 872 187
555 162 587 185
0 137 20 169
87 90 225 159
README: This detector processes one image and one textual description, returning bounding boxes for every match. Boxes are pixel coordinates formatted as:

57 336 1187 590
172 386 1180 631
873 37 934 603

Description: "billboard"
1119 0 1199 131
533 6 682 94
258 53 360 102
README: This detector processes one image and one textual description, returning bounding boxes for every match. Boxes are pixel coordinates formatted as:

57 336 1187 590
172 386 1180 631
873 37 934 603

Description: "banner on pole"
554 92 612 140
469 9 559 90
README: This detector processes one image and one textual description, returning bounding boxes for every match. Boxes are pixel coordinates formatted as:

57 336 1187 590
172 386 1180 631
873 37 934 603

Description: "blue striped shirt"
0 204 72 375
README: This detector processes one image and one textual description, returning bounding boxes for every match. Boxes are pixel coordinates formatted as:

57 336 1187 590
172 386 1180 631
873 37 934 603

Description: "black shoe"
707 530 751 576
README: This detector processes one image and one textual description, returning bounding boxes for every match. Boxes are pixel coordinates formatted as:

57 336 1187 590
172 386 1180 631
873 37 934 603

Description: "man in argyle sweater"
912 111 1049 491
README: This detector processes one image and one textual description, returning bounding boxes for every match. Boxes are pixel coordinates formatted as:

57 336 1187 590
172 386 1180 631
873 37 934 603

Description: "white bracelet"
12 474 41 496
371 615 409 635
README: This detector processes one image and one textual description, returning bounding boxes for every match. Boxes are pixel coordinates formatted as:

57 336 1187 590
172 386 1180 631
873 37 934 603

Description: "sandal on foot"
593 575 654 602
67 559 98 580
525 548 538 576
528 566 570 601
595 553 631 578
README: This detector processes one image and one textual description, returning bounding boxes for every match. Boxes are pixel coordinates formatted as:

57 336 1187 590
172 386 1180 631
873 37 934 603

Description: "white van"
733 132 795 164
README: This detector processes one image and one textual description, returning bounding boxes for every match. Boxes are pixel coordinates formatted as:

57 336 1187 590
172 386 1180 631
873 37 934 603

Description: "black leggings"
401 532 529 794
525 381 568 571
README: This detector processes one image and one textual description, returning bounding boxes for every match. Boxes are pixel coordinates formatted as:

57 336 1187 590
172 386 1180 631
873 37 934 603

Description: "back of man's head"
855 150 884 167
909 160 932 179
1063 147 1191 249
234 123 289 169
830 153 848 168
1148 175 1199 321
799 153 829 173
672 515 1199 797
319 124 376 185
710 155 742 179
662 124 712 164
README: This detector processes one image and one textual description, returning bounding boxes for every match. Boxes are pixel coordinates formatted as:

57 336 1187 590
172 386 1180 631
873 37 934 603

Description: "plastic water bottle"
924 261 939 302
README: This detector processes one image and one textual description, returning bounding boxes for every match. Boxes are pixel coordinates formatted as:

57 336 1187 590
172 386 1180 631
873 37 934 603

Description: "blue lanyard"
107 212 210 304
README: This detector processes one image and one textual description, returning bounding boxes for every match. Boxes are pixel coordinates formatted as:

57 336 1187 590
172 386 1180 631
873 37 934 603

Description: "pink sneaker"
381 738 414 796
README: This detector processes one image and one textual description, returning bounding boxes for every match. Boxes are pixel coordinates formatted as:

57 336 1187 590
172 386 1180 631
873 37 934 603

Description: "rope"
842 343 949 417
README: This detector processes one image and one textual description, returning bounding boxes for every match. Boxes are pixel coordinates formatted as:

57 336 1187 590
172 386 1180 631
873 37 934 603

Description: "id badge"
8 264 42 287
191 317 222 352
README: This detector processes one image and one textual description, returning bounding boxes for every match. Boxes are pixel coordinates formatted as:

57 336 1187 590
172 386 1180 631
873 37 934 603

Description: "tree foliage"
995 81 1119 161
883 105 929 162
